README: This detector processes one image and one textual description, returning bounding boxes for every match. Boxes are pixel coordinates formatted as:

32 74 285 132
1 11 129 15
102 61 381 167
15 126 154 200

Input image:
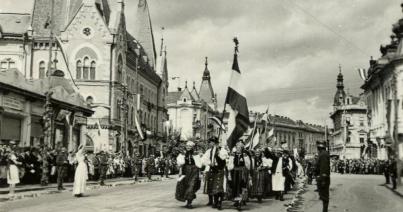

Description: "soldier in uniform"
315 140 330 212
146 155 156 180
56 147 69 190
132 153 142 181
97 150 108 186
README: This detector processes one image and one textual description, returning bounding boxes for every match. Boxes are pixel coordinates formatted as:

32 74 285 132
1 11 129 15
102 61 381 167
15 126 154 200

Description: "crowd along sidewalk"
384 177 403 198
0 175 172 202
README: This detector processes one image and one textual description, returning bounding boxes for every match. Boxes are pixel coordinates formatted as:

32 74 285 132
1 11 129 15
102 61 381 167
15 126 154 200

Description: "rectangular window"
360 137 365 144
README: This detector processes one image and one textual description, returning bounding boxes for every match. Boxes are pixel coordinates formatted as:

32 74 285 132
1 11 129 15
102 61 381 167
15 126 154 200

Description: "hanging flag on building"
224 38 250 149
357 68 367 81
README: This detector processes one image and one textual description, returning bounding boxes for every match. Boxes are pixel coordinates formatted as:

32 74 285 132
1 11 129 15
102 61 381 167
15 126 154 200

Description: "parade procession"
1 0 403 212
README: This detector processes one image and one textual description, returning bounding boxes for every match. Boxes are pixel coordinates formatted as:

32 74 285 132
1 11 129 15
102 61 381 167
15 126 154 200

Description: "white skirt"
272 173 285 191
7 165 20 185
73 162 88 195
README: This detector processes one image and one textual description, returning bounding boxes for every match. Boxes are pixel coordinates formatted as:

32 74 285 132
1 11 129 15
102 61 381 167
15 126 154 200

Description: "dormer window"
183 98 187 102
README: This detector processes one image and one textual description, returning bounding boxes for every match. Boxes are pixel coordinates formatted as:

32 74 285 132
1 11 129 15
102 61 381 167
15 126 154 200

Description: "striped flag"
225 38 250 149
357 68 367 81
209 116 226 132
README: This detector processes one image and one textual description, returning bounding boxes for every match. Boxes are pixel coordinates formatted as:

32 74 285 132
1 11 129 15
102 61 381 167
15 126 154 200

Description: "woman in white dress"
73 145 88 197
7 147 22 197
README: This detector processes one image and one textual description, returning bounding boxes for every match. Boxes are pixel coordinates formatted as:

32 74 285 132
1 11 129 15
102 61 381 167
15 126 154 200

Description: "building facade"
166 59 218 141
0 68 93 151
251 113 326 159
329 70 372 159
360 2 403 182
0 0 168 155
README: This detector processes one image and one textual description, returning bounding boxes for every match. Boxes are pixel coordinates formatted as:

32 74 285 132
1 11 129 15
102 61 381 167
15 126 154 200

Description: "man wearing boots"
202 137 228 210
316 140 330 212
56 147 68 190
97 151 108 186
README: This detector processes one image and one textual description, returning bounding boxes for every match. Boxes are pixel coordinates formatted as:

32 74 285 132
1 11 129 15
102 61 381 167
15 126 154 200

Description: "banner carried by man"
224 38 250 149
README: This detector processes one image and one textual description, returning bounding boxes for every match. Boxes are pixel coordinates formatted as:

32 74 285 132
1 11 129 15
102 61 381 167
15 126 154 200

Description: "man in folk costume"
228 142 251 210
250 148 273 202
271 148 292 201
282 150 294 193
202 137 229 210
175 141 202 209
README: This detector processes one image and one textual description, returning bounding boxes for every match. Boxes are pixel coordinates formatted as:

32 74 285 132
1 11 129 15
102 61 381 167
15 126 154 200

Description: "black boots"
213 194 222 210
323 201 329 212
186 200 193 209
207 195 213 206
279 192 284 201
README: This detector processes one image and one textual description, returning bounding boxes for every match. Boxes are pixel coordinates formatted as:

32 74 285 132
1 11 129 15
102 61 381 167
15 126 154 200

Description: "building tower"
333 65 346 107
199 57 217 110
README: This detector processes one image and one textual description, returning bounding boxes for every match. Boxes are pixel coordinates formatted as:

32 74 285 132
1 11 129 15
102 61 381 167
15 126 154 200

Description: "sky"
1 0 402 125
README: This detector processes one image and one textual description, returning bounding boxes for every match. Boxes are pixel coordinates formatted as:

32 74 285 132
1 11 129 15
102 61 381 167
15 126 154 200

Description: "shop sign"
74 115 87 125
3 97 23 111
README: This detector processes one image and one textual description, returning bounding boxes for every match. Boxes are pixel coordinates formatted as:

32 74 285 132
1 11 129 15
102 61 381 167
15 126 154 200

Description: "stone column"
20 101 31 147
80 124 87 147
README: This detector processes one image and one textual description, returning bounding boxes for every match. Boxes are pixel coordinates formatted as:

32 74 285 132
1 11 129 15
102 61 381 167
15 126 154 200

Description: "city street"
301 174 403 212
0 178 294 212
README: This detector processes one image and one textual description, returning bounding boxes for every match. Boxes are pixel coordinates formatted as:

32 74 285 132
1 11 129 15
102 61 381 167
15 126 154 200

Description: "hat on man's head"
317 140 326 148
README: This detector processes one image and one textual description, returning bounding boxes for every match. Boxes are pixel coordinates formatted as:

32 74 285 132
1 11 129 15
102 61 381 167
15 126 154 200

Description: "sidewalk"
384 177 403 198
0 175 172 202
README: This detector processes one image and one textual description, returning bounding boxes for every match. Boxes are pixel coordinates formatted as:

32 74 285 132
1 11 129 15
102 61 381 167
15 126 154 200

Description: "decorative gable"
62 3 112 42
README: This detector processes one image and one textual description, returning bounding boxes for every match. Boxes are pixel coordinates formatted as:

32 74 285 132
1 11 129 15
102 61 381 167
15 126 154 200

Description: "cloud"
2 0 401 125
125 0 402 125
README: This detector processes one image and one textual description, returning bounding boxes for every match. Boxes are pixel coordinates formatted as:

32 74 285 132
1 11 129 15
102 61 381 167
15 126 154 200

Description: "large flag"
225 38 250 149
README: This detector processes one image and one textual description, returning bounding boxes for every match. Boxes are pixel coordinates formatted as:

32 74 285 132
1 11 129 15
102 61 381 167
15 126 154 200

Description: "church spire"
203 57 210 80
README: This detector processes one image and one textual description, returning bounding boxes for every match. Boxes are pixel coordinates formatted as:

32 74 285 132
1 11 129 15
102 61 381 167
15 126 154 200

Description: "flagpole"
218 37 239 142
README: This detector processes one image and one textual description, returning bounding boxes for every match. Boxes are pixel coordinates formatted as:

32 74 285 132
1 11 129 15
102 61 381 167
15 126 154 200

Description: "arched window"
90 61 96 80
76 60 82 79
117 55 123 82
39 61 46 79
83 57 89 80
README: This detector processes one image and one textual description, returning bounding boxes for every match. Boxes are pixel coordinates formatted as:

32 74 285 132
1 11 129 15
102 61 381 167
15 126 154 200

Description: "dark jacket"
56 151 68 166
316 150 330 177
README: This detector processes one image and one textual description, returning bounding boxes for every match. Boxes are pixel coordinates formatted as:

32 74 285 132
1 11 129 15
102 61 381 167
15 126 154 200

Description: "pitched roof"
0 13 31 35
31 0 69 37
133 0 156 68
166 91 182 104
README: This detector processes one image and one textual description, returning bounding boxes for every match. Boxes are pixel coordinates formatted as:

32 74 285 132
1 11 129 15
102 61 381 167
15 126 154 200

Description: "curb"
0 177 172 202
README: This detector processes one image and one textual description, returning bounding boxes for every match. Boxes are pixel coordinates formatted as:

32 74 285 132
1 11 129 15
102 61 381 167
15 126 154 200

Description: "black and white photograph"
0 0 402 211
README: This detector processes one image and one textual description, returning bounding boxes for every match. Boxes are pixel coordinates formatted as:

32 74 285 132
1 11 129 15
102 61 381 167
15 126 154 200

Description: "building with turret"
0 0 168 156
166 58 218 141
360 2 403 183
329 67 370 159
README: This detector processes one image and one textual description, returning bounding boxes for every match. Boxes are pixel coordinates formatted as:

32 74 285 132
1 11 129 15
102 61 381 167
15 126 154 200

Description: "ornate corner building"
166 58 219 141
0 0 168 156
329 68 375 159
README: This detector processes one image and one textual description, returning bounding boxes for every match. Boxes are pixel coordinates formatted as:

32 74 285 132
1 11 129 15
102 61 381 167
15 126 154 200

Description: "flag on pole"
251 128 260 149
357 68 367 81
96 119 102 136
209 116 226 132
225 38 250 149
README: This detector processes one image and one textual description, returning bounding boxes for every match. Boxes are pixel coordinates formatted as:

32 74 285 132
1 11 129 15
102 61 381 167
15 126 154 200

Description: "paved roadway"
0 178 291 212
1 174 402 212
301 173 403 212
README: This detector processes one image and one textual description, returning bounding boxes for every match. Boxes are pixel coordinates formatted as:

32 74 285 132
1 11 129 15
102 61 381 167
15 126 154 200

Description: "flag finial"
233 37 239 54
